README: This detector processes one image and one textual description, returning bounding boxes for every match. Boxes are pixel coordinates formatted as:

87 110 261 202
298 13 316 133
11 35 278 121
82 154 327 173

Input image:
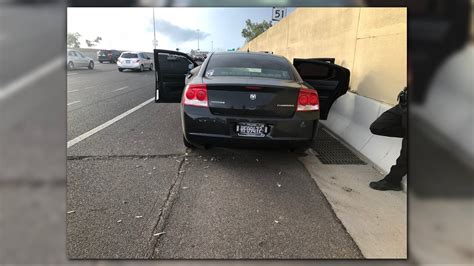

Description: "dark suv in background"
97 50 122 63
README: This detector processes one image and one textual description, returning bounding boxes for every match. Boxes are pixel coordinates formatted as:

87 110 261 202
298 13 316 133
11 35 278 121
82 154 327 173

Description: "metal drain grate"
312 127 367 165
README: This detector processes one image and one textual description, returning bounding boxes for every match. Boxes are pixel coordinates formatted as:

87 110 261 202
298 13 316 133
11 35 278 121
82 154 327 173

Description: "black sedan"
153 50 350 150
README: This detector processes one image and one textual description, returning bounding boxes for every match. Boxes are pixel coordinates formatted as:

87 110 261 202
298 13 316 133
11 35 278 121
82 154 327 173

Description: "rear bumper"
182 105 319 148
117 62 140 69
98 56 114 61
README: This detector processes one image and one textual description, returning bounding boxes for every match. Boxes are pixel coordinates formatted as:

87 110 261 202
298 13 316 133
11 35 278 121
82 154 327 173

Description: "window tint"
296 62 331 80
77 52 85 58
158 53 193 74
121 53 138 58
206 53 294 80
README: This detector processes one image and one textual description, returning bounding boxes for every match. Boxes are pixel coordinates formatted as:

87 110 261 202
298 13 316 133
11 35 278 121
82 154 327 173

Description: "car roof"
210 51 287 61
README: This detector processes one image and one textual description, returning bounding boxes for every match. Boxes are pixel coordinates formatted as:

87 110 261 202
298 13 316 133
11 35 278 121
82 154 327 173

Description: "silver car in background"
117 51 153 72
67 49 94 70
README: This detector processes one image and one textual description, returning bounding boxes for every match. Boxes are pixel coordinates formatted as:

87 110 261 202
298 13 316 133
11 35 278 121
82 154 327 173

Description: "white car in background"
117 52 153 72
67 49 94 70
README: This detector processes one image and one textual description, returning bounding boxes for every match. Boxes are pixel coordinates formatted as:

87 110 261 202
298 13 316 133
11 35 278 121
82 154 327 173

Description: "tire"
149 63 153 71
118 68 123 72
99 60 103 63
88 61 94 70
183 136 194 148
67 61 74 70
140 64 144 72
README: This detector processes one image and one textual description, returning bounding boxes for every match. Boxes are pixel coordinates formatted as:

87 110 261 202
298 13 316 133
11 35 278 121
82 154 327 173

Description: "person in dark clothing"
369 87 408 191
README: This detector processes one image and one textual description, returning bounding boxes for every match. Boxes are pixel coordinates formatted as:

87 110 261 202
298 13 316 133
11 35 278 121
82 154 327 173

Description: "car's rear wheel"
149 63 153 71
118 68 123 72
67 61 74 70
88 61 94 70
183 136 194 148
140 64 144 72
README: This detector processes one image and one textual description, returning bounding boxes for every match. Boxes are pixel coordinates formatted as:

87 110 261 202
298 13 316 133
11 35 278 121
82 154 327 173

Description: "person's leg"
370 105 404 138
384 136 407 184
370 107 407 191
370 136 407 191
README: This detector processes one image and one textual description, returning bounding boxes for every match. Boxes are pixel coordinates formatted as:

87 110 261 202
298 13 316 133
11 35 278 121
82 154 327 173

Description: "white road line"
68 89 79 93
67 101 80 106
113 86 128 92
67 73 78 76
0 56 64 103
67 97 154 148
83 86 94 90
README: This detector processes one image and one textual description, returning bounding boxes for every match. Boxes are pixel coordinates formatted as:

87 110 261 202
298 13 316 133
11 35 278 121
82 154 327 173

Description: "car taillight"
297 87 319 111
182 84 208 107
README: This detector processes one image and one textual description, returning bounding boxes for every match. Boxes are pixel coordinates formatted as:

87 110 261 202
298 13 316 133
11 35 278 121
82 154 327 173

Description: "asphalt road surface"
66 63 363 259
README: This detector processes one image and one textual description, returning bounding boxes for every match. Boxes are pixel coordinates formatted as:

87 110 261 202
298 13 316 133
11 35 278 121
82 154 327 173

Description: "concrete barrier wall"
241 8 407 105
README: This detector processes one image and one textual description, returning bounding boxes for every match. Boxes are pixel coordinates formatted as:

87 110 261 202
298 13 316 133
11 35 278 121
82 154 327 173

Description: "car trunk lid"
205 77 301 118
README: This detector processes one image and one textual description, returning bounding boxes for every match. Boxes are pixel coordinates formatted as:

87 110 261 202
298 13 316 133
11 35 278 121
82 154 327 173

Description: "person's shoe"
369 179 402 191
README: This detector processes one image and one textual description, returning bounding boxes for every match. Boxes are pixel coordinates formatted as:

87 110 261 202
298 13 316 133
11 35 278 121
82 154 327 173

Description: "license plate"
236 123 267 137
126 60 130 63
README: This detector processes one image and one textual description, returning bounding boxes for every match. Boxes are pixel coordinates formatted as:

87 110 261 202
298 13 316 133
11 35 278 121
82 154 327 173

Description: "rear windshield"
98 50 109 55
121 53 138 58
205 53 294 80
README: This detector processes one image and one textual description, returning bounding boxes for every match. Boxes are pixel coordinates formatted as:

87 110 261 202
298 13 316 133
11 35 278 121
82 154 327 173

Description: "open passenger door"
293 58 350 120
154 49 198 103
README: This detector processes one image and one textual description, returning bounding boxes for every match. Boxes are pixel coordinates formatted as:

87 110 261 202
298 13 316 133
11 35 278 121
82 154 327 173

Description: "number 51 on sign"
272 7 287 21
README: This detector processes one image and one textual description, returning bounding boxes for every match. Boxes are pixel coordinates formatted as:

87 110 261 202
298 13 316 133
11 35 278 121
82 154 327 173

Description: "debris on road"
204 175 209 178
117 219 122 223
67 210 75 214
176 160 180 163
182 186 189 190
278 171 282 175
256 158 259 162
135 215 143 219
210 157 216 161
153 166 156 170
148 172 152 175
274 220 279 224
135 165 141 168
153 232 166 237
276 183 282 188
122 200 128 204
343 186 353 192
204 166 209 169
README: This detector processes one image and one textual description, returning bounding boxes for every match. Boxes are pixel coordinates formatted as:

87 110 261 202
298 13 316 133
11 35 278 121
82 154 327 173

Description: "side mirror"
188 63 194 70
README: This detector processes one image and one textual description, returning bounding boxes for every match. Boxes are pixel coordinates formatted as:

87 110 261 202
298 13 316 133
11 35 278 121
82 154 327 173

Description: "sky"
67 7 294 53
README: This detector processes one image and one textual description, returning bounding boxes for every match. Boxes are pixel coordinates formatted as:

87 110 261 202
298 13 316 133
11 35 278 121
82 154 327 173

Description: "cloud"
150 19 210 43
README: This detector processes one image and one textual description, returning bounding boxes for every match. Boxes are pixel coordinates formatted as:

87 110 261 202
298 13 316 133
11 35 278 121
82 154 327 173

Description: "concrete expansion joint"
146 152 190 258
66 153 185 161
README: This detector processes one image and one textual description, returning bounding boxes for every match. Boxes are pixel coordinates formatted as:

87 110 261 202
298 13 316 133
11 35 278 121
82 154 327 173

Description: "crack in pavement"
142 151 190 258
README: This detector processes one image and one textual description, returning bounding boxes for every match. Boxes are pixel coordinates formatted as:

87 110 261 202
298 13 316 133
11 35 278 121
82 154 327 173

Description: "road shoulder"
299 151 407 258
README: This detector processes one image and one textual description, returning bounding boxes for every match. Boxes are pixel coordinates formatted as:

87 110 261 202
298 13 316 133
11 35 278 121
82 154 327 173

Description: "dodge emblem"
250 93 257 100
